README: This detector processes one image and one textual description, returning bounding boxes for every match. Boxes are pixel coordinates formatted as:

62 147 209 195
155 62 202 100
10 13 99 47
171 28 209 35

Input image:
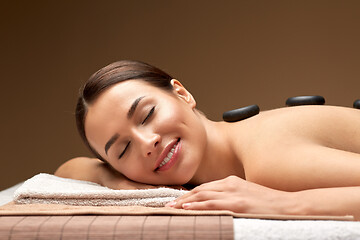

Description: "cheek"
163 104 185 122
118 160 146 182
151 106 186 134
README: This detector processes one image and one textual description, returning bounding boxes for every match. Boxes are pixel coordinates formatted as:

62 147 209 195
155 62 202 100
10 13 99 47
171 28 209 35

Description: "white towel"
233 218 360 240
14 173 187 207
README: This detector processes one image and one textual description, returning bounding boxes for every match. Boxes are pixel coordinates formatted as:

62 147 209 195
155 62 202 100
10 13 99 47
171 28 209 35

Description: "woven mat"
0 215 234 239
0 202 354 221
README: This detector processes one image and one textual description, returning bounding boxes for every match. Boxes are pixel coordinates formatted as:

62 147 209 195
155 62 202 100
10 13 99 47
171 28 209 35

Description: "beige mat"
0 202 354 221
0 215 234 240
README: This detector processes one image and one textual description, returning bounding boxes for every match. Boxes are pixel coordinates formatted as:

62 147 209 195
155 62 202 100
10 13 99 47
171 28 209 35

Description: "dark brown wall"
1 0 359 189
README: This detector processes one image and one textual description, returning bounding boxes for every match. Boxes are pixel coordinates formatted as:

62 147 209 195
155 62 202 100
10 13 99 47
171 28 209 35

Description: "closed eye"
141 106 155 124
119 142 130 159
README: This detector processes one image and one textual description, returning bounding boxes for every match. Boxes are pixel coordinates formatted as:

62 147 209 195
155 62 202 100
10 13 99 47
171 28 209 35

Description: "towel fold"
8 174 354 221
14 173 187 207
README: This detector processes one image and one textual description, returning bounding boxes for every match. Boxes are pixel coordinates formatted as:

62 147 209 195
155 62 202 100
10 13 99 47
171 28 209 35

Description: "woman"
55 60 360 219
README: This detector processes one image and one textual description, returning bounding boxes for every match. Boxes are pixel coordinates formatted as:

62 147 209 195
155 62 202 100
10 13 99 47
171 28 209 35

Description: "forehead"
98 80 163 103
88 80 165 115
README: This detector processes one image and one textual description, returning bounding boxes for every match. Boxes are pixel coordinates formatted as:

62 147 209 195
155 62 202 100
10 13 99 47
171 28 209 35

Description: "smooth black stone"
223 104 260 122
286 96 325 107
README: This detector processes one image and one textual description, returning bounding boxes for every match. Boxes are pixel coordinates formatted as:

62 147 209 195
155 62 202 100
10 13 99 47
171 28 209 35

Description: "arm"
169 175 360 220
54 157 157 189
294 186 360 219
169 144 360 220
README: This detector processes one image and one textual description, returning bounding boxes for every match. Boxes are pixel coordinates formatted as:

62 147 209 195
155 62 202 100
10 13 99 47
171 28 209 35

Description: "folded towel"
14 173 187 207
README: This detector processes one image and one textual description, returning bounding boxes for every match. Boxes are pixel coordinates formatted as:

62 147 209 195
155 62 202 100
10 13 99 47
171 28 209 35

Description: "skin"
55 79 360 220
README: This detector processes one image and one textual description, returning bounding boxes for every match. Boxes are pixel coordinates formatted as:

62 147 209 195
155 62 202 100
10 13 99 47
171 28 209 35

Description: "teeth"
159 142 178 168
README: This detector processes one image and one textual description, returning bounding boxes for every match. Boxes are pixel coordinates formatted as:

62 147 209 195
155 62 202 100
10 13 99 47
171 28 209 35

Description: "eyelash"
141 106 155 124
118 106 156 159
119 142 130 159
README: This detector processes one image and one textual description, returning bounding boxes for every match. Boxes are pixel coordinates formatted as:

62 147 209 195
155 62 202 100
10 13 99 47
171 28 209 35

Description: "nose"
133 129 161 157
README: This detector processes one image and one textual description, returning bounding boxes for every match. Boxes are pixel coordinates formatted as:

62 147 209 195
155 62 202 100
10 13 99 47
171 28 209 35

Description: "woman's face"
84 79 207 185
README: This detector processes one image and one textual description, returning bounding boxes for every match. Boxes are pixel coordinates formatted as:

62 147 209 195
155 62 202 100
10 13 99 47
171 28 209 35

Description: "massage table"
1 176 360 240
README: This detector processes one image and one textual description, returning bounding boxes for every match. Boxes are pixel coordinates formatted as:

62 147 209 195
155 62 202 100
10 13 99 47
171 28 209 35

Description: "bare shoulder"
238 106 360 191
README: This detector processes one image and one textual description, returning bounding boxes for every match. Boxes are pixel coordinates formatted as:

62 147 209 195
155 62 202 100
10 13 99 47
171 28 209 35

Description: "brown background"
1 0 359 190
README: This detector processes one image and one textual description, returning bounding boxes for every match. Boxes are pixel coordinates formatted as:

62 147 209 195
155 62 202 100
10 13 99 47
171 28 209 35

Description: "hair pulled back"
76 60 174 161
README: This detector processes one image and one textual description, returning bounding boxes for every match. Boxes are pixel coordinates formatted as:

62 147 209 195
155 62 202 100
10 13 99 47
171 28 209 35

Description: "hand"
166 175 293 215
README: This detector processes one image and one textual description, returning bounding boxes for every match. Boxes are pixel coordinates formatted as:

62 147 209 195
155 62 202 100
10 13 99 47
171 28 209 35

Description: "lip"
154 138 181 172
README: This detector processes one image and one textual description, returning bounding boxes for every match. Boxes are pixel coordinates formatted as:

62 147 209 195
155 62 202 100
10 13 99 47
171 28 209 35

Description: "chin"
151 172 195 186
174 164 199 185
158 174 193 186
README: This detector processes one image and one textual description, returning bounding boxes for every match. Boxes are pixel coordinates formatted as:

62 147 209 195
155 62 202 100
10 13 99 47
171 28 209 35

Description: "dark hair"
76 60 174 162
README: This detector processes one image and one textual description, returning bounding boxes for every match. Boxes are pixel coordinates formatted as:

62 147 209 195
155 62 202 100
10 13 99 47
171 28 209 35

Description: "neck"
188 115 246 185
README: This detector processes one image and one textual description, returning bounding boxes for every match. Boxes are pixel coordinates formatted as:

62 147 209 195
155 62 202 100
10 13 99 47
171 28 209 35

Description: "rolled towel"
14 173 187 207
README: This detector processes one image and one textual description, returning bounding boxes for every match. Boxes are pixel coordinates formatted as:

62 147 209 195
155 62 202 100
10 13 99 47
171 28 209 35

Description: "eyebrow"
128 96 145 119
105 133 119 155
104 96 146 155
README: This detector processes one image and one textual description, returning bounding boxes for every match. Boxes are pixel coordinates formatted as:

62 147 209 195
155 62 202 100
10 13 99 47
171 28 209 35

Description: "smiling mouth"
155 138 180 171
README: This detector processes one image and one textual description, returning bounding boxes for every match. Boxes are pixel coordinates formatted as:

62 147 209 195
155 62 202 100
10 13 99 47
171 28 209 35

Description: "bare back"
231 105 360 191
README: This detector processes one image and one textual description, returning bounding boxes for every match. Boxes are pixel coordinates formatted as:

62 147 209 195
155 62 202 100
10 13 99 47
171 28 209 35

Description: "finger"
181 199 232 211
171 191 224 209
193 176 247 197
174 179 227 202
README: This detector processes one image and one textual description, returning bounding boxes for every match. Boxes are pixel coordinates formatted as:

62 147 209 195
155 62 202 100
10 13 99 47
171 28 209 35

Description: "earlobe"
170 79 196 108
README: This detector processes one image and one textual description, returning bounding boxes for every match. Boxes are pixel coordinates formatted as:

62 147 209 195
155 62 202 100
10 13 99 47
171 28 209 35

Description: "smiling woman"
83 78 208 186
55 60 360 220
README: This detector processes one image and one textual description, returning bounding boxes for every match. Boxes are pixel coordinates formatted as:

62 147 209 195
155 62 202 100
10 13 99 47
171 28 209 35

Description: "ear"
170 79 196 109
